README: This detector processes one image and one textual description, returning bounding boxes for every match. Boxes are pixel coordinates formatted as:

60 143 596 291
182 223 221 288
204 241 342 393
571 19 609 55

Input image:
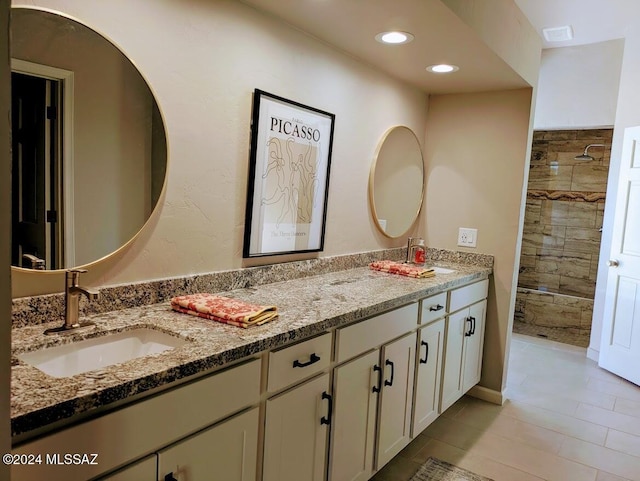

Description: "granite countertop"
11 262 491 440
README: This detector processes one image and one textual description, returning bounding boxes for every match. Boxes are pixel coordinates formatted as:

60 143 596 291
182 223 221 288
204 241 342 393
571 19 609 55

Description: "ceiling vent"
542 25 574 43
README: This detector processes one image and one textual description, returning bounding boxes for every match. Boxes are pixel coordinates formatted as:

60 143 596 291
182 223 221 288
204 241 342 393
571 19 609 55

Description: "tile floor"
371 333 640 481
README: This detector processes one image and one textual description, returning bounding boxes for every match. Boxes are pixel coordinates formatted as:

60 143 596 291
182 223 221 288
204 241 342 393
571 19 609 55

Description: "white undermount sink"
431 266 456 274
17 328 187 378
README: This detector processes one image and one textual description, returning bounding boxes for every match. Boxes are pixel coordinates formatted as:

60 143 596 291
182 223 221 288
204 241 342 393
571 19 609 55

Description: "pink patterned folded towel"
170 293 278 328
369 260 435 279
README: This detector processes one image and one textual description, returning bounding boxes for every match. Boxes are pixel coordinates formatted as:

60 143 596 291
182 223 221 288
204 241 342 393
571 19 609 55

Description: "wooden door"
263 373 331 481
412 318 445 436
462 300 487 393
11 72 47 267
98 455 156 481
158 408 259 481
440 308 468 412
329 350 379 481
376 332 416 470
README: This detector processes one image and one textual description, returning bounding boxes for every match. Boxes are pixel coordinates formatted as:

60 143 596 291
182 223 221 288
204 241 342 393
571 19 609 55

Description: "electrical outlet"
457 227 478 248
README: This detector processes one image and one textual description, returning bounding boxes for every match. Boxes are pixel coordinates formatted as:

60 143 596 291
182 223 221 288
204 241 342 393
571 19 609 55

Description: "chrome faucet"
406 237 416 263
406 237 426 265
22 253 45 270
45 269 100 335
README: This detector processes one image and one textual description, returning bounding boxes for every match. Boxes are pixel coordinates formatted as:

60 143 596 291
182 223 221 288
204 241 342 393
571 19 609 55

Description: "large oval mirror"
10 7 167 270
369 126 424 238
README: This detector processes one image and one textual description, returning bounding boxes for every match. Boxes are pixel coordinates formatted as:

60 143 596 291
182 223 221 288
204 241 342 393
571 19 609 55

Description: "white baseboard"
467 385 505 405
587 347 599 362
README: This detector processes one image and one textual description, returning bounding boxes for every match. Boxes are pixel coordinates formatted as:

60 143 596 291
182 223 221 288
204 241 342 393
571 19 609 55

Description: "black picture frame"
243 89 335 258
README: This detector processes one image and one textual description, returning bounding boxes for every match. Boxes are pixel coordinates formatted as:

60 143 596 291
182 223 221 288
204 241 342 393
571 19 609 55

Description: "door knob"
608 259 620 267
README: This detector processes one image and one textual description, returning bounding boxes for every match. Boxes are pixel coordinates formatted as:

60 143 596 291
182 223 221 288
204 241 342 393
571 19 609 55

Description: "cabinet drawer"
268 333 332 392
449 279 488 313
335 303 418 363
420 292 447 324
12 358 261 481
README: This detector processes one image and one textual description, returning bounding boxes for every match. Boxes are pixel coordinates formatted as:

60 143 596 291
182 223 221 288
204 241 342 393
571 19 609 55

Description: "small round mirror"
369 126 424 238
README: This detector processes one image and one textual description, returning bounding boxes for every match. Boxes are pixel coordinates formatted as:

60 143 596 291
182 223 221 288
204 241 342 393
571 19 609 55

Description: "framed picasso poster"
243 89 335 258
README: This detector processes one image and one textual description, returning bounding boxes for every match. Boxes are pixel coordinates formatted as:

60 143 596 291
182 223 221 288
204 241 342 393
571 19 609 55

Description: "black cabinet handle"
419 340 429 364
464 317 472 337
292 353 320 368
372 365 382 393
429 304 444 312
321 391 333 425
384 359 395 387
469 316 476 336
165 473 178 481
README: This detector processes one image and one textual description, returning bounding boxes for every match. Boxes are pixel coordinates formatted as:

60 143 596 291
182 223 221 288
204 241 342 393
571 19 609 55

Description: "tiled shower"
513 129 612 347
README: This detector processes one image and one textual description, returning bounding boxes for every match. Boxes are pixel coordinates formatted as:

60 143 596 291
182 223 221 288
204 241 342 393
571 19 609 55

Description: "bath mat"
409 457 494 481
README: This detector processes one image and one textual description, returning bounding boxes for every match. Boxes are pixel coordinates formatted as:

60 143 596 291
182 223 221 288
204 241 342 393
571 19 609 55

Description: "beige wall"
442 0 541 86
11 0 428 296
424 88 534 393
1 0 11 474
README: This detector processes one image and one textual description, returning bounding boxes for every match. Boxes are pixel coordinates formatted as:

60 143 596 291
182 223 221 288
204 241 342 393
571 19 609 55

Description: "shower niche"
513 129 612 347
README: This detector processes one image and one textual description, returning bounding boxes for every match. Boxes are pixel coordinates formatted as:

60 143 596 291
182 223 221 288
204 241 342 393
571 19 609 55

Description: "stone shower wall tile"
528 165 573 190
516 129 611 345
519 246 537 268
572 165 611 191
536 251 592 279
523 299 582 328
559 276 596 298
514 287 594 347
540 200 597 228
524 199 542 225
564 227 603 254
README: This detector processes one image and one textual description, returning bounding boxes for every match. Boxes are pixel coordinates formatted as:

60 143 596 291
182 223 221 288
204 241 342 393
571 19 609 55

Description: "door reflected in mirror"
11 7 167 270
369 126 424 238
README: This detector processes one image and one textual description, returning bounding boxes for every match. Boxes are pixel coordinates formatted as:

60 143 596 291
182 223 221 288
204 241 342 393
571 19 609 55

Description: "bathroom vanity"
10 260 490 481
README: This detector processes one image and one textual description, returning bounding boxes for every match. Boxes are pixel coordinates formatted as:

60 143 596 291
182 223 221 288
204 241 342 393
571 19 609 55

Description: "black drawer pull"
419 340 429 364
321 391 333 425
384 359 395 387
372 365 382 393
464 317 473 337
469 316 476 336
429 304 444 312
292 353 320 368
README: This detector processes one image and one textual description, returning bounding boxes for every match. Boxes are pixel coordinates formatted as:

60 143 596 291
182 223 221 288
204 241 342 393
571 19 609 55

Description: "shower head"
575 143 605 161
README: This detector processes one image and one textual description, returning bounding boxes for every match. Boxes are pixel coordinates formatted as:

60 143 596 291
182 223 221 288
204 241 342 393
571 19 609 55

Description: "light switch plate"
457 227 477 248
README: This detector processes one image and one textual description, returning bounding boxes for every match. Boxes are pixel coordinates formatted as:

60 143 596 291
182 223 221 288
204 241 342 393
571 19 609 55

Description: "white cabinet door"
412 318 445 436
462 300 487 393
329 350 379 481
263 373 331 481
376 332 416 470
98 455 156 481
158 407 259 481
441 298 488 412
440 308 467 412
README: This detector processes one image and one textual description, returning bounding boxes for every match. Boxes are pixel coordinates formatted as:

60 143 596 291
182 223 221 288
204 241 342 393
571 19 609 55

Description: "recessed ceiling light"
375 31 414 45
542 25 573 43
426 64 459 74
